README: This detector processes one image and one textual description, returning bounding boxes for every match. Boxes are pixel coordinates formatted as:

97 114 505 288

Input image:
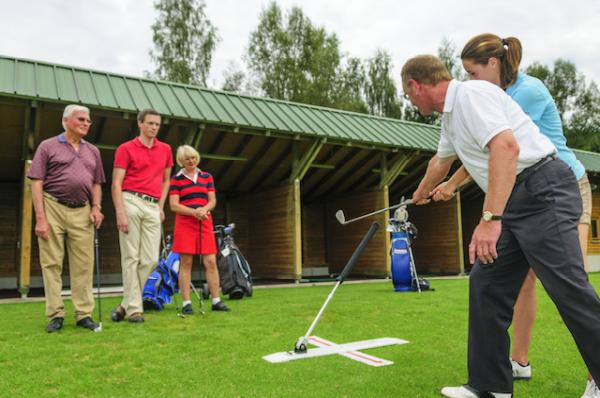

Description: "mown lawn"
1 274 598 397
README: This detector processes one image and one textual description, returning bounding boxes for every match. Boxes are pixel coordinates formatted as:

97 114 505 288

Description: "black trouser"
467 159 600 393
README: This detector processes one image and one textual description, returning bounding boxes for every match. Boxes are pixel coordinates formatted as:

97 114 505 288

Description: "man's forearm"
483 142 518 215
91 184 102 207
416 156 454 195
30 180 46 221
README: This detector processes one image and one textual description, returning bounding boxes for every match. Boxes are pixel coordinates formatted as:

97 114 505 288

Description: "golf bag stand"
388 204 428 292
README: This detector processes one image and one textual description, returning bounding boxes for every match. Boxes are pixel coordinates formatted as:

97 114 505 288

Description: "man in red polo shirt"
110 108 173 323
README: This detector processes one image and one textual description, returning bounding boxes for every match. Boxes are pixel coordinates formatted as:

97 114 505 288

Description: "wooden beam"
310 163 335 170
201 154 247 161
383 185 391 276
90 116 106 144
289 138 325 183
19 160 33 297
293 179 302 281
230 138 276 189
380 152 419 188
214 134 253 182
309 149 371 200
302 147 355 195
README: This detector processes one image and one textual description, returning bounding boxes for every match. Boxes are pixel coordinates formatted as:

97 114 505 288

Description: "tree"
364 50 402 118
246 2 342 107
150 0 218 86
526 59 599 151
438 37 467 81
333 56 368 113
221 62 246 93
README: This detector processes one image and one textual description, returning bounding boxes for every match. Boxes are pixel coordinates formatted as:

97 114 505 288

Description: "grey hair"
62 104 90 129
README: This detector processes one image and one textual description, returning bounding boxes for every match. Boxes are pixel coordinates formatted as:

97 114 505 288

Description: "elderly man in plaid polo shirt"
28 104 105 333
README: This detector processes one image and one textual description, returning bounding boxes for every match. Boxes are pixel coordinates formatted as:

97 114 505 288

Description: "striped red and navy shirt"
169 169 215 208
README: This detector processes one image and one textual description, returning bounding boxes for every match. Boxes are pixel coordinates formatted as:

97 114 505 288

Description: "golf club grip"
338 222 380 283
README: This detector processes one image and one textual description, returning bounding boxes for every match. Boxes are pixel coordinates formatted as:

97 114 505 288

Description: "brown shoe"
128 313 144 323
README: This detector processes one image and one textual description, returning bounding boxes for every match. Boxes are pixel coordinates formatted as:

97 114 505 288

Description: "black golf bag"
214 224 253 299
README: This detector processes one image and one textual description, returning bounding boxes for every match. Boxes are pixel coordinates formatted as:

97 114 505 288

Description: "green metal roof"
0 55 440 152
573 149 600 174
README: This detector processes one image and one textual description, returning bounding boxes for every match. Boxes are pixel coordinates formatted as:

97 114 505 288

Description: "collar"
443 79 460 114
58 132 87 144
176 168 201 183
133 136 159 148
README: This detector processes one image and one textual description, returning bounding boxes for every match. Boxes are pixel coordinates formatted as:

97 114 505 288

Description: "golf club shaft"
341 199 412 225
302 222 379 341
338 222 379 283
94 227 102 325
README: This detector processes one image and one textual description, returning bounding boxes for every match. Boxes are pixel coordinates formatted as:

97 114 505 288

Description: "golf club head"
294 337 308 353
93 323 102 333
335 210 346 224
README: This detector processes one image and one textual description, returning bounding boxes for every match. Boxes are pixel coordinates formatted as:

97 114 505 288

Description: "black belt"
515 154 557 186
44 193 87 208
124 190 159 203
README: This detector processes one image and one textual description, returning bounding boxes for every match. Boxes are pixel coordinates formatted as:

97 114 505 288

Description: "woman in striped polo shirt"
169 145 230 314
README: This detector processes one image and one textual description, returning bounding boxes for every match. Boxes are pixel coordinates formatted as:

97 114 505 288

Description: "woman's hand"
193 207 210 220
430 181 457 202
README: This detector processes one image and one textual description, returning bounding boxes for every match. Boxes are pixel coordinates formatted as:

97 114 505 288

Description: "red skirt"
172 213 217 255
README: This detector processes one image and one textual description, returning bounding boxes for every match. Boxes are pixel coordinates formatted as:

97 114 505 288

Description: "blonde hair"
401 55 452 93
62 104 90 129
175 145 201 167
461 33 523 89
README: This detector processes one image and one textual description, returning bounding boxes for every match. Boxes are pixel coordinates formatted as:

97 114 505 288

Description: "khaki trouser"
119 192 161 316
39 196 94 321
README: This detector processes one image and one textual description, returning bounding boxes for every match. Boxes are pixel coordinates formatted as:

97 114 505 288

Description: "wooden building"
0 55 599 295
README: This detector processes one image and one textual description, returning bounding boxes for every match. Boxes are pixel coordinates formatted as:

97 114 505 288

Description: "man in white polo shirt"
401 55 600 398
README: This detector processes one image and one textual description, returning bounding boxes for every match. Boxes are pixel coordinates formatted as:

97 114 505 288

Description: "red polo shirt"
114 137 173 199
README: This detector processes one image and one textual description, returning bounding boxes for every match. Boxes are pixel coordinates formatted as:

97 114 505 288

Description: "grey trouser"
467 159 600 393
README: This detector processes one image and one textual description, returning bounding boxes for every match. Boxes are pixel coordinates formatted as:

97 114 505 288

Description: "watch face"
482 211 492 221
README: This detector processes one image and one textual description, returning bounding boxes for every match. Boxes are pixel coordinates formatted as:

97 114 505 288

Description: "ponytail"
461 33 523 89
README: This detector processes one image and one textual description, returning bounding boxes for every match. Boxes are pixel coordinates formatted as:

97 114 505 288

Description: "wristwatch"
92 204 102 210
482 210 502 222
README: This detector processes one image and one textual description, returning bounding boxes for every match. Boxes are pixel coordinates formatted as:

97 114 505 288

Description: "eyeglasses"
76 117 92 125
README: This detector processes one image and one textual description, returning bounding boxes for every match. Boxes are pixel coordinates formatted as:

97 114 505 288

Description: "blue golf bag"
391 230 413 292
143 249 180 311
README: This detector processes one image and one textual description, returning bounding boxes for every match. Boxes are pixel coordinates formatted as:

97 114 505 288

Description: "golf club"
335 198 413 225
294 222 380 353
93 227 102 332
190 281 206 315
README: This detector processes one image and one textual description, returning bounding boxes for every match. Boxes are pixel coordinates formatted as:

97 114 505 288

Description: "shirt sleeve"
206 174 215 192
165 145 174 168
113 143 130 169
510 85 549 123
460 88 511 149
92 147 106 184
436 132 456 159
169 177 180 196
27 141 49 180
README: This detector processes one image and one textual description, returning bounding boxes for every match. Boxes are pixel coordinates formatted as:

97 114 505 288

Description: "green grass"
1 274 598 397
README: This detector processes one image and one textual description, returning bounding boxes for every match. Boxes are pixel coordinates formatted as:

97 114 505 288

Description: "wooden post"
383 185 391 276
293 179 302 281
19 160 33 298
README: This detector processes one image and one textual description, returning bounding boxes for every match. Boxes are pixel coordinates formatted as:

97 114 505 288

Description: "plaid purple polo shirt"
28 133 106 204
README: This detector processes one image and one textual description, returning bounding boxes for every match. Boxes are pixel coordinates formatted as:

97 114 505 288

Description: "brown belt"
43 192 87 208
124 190 159 204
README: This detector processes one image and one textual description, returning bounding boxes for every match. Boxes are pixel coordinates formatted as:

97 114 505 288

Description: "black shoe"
76 316 100 331
128 313 144 323
182 303 193 315
46 317 64 333
211 301 230 312
110 306 125 322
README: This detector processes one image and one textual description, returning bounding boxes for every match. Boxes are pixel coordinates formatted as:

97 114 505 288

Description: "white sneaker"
440 386 478 398
581 379 600 398
440 385 511 398
510 358 532 380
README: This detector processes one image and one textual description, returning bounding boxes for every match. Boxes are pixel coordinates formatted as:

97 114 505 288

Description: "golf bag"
215 224 253 299
388 213 431 292
143 236 180 310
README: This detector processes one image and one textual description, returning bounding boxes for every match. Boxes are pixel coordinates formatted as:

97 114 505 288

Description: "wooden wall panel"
326 190 388 277
588 191 600 255
0 183 19 278
227 184 299 279
302 202 327 267
410 195 463 274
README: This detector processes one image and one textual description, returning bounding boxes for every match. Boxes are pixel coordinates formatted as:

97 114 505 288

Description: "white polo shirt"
438 80 556 192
